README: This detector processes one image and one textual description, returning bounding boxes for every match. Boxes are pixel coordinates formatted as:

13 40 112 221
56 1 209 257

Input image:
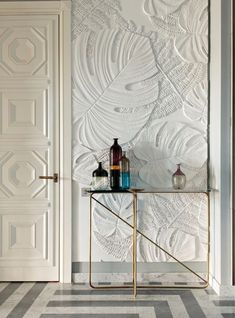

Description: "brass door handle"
39 173 58 183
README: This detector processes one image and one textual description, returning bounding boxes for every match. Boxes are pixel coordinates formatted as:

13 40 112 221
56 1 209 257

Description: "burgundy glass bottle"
110 138 122 190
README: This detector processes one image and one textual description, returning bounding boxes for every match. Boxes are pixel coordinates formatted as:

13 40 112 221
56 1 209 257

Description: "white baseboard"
209 274 235 296
72 261 207 273
73 272 206 285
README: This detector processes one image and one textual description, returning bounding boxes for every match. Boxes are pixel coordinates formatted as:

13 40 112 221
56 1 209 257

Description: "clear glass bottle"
110 138 122 190
172 163 186 190
120 151 130 189
92 162 108 190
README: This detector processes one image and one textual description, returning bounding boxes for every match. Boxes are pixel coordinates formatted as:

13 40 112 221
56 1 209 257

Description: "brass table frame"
89 189 210 297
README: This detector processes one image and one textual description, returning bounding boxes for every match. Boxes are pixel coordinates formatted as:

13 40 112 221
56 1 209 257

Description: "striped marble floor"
0 283 234 318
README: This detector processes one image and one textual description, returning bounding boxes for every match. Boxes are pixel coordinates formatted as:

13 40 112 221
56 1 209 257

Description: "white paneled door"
0 15 60 281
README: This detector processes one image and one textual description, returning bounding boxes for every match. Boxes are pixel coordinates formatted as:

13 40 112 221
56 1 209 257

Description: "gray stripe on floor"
40 315 139 318
47 300 172 318
54 289 188 295
54 289 200 297
180 291 206 318
7 283 47 318
213 300 235 306
155 301 173 318
0 283 21 306
47 300 166 307
221 314 235 317
53 288 206 317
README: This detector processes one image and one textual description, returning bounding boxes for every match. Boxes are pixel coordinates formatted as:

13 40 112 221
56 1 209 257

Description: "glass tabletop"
87 188 210 194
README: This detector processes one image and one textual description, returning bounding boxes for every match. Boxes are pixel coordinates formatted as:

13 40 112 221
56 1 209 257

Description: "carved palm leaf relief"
92 192 207 262
73 29 159 150
93 193 133 260
138 227 197 262
137 193 207 261
72 0 124 40
134 121 207 188
143 0 188 18
72 144 110 184
183 80 208 124
144 0 208 64
175 0 208 64
94 231 132 261
151 37 206 119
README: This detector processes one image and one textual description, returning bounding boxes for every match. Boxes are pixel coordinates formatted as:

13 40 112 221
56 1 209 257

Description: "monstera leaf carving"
183 80 208 124
143 0 187 18
138 227 196 262
72 144 97 184
144 0 208 64
73 29 159 150
93 193 133 260
94 231 132 261
151 37 206 120
147 193 207 237
176 0 208 64
92 192 207 262
138 193 207 262
72 0 123 40
134 122 207 188
72 143 110 184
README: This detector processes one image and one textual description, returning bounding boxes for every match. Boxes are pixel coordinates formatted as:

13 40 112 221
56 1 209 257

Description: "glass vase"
172 163 186 190
120 151 130 189
92 162 109 190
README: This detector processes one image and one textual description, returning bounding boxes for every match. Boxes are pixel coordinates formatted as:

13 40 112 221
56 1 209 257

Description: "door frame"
233 0 235 286
0 1 72 283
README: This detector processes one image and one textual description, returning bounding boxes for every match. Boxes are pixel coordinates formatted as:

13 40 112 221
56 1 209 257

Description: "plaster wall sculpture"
72 0 208 265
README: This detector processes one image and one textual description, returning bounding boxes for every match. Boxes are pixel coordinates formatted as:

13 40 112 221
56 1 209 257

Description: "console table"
88 189 210 297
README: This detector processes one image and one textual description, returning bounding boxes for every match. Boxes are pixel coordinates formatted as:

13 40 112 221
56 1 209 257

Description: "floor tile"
0 283 234 318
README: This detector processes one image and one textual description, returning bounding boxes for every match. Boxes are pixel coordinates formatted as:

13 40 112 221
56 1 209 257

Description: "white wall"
209 0 233 294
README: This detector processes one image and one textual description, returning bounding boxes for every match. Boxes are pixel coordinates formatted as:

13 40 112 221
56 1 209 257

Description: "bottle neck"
98 162 102 169
113 138 118 145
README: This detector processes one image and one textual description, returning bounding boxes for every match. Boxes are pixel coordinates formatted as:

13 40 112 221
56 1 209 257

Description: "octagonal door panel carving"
0 14 59 281
0 17 52 77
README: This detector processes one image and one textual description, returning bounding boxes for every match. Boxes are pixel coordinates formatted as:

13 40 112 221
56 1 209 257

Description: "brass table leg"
133 192 137 297
89 194 93 288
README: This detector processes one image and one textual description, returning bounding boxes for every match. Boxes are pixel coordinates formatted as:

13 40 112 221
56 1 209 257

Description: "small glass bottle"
172 163 186 190
120 152 130 189
110 138 122 190
92 162 108 190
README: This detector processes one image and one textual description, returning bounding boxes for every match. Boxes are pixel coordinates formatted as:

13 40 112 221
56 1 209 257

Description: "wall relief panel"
72 0 208 263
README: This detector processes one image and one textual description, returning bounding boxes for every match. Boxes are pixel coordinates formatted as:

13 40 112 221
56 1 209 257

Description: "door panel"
1 89 48 137
0 15 59 281
0 20 49 77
